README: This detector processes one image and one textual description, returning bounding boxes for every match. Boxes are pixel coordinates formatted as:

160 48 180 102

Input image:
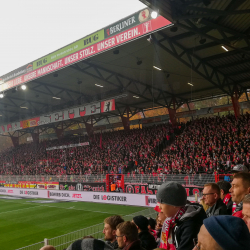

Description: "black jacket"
138 230 157 250
173 204 207 250
206 198 227 217
107 240 119 249
124 240 146 250
226 198 233 215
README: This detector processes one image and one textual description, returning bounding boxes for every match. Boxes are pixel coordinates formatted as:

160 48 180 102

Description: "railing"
0 174 215 186
15 208 157 250
15 241 45 250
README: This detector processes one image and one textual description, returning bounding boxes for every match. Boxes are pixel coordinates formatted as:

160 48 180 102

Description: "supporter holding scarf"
156 182 206 250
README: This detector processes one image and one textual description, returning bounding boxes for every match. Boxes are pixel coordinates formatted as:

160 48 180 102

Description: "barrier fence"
15 208 157 250
0 174 216 186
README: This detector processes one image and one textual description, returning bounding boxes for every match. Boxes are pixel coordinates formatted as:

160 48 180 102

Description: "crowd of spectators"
0 123 177 175
39 173 250 250
0 113 250 176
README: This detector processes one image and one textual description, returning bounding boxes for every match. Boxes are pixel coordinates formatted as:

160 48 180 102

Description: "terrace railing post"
44 238 48 246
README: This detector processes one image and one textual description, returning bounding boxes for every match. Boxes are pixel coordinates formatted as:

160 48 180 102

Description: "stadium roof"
0 1 250 132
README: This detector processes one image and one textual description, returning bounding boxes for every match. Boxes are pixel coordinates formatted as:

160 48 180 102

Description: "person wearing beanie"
132 215 157 250
229 172 250 218
194 215 250 250
156 181 206 250
66 238 113 250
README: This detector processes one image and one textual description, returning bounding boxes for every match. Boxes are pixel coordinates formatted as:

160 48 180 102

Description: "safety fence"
0 174 216 186
15 208 157 250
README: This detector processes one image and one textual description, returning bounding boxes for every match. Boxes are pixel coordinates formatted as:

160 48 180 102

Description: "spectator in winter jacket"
203 183 227 217
217 180 233 215
156 181 206 250
66 238 113 250
116 221 145 250
193 215 250 250
132 215 157 250
242 194 250 232
103 215 124 249
229 172 250 218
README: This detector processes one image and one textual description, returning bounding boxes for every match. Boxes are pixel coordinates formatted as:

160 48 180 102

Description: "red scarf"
160 207 186 249
223 193 231 205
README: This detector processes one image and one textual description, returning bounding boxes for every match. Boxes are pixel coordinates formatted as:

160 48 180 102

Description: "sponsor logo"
48 191 70 198
20 190 38 195
94 195 127 202
138 9 150 23
0 189 6 193
76 183 83 191
142 21 152 34
8 190 13 193
106 16 136 37
72 194 82 198
145 196 157 206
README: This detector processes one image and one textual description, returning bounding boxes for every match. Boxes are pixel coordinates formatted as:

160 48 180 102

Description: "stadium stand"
0 114 250 176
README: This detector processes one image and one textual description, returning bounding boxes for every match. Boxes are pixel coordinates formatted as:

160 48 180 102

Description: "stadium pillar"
31 130 39 144
231 88 240 119
10 136 19 147
84 122 94 136
55 128 64 139
168 98 177 126
121 107 130 130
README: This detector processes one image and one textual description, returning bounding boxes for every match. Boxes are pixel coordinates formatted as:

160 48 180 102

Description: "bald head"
40 246 56 250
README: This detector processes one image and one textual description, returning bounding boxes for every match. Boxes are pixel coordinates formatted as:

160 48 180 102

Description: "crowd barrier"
0 173 216 186
15 208 157 250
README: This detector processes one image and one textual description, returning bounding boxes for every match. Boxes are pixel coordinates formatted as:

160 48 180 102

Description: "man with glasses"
192 215 250 250
202 183 227 217
116 221 145 250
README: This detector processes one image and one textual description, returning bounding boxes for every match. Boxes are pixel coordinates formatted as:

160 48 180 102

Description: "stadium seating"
0 114 249 175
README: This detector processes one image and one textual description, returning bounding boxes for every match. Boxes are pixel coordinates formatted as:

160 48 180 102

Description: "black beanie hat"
133 215 149 231
156 181 187 207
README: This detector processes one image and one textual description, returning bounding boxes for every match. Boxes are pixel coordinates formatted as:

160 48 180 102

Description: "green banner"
33 30 104 70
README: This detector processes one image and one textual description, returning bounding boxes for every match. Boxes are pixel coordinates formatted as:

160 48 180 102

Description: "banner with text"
0 187 157 207
46 142 90 151
0 9 171 92
59 182 106 192
0 99 115 134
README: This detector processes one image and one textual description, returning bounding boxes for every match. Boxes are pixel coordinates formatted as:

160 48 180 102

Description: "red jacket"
233 210 243 218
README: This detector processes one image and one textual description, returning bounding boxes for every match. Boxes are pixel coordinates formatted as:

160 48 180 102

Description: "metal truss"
153 31 247 96
70 62 187 110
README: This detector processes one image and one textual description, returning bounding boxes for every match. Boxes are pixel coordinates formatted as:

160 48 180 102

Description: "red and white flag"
101 99 115 113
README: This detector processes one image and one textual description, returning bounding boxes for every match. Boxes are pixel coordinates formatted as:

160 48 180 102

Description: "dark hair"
104 215 124 231
116 221 138 242
204 183 220 194
217 181 231 194
233 173 250 188
148 217 156 230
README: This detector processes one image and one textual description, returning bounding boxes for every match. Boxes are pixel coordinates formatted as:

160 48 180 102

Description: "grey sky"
0 0 145 76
